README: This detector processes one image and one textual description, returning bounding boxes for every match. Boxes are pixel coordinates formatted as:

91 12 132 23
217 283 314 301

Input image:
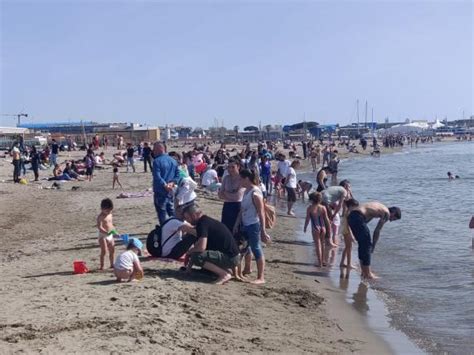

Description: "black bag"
146 218 180 257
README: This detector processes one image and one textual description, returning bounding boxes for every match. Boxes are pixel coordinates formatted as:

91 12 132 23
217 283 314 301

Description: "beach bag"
248 187 276 230
146 218 180 257
264 202 276 229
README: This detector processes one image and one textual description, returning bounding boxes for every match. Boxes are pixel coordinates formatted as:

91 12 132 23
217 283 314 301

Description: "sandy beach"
0 147 396 354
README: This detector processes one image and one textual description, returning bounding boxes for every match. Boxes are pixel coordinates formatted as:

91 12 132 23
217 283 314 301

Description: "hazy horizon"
1 1 472 128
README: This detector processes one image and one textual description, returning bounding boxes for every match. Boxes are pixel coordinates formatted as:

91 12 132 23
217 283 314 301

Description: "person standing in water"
347 202 401 279
285 160 300 216
304 192 330 267
340 198 359 269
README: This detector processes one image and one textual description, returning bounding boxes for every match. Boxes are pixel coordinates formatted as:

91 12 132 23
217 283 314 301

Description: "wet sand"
0 148 393 353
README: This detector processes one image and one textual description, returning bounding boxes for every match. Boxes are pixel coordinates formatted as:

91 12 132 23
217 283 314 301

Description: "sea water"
300 141 474 353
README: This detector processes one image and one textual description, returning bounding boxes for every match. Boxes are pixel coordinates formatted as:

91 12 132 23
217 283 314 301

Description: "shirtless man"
347 202 401 279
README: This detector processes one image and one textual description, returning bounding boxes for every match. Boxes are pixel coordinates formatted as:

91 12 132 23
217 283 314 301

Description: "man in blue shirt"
153 142 180 225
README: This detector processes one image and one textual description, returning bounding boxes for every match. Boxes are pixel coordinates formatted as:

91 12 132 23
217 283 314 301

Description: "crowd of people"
103 139 401 283
7 135 406 283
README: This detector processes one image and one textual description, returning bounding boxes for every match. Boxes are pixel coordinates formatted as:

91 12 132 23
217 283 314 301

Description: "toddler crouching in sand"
114 238 144 282
96 198 117 269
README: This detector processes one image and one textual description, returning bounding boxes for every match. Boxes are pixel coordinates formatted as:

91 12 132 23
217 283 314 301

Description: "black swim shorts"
347 210 372 266
286 187 297 202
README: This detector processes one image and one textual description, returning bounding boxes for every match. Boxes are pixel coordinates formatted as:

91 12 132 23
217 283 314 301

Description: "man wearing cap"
181 205 240 285
152 142 180 225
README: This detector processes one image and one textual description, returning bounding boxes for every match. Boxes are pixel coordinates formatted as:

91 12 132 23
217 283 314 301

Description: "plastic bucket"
121 234 129 244
73 260 89 274
183 254 190 265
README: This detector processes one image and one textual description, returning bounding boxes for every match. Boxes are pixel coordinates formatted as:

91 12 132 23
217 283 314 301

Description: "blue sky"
1 0 472 128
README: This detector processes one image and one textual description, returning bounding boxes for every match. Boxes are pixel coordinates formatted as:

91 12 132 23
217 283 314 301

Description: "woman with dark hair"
234 169 270 284
285 160 300 216
169 151 188 178
259 155 271 195
48 164 73 181
316 166 331 192
218 158 244 232
30 146 41 181
340 198 359 269
247 151 260 176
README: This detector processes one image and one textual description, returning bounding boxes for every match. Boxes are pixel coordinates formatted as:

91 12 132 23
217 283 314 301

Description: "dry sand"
0 148 392 354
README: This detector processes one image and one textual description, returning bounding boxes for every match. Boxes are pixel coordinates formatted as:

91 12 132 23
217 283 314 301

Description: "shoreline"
0 139 465 353
286 197 422 355
297 140 473 354
0 150 394 353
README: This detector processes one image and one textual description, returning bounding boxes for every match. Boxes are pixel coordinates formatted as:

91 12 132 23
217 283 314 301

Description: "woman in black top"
29 146 41 181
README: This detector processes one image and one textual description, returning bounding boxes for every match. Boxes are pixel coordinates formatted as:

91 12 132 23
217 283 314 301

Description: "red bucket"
182 254 190 266
73 260 89 274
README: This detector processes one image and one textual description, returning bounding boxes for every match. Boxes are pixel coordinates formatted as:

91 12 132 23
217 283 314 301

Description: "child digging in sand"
304 192 330 267
114 238 144 282
96 198 117 269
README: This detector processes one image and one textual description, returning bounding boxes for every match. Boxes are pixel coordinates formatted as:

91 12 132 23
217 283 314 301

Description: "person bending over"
182 205 240 285
114 238 144 282
347 202 401 279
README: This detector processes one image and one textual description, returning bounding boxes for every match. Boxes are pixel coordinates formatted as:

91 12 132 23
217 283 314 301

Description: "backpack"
264 202 276 229
146 218 180 257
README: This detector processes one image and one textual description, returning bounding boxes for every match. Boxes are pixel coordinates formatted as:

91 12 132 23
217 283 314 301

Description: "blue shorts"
348 211 372 266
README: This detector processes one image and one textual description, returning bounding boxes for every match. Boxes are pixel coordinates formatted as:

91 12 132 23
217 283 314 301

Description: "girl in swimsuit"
304 192 330 267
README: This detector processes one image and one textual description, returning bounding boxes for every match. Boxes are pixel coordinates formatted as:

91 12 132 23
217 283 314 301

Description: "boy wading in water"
97 198 117 269
347 202 401 279
304 192 330 267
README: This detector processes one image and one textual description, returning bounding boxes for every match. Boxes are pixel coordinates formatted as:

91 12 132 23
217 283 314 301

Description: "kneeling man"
182 205 240 285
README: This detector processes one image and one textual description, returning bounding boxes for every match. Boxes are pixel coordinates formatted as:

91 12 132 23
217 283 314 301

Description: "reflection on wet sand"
323 245 337 267
352 282 370 315
338 267 370 315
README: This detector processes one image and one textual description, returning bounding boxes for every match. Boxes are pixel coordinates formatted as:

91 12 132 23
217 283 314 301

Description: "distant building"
18 121 160 145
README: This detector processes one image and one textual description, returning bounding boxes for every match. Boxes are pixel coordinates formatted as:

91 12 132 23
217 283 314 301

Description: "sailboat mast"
371 107 374 133
357 99 360 135
365 100 368 128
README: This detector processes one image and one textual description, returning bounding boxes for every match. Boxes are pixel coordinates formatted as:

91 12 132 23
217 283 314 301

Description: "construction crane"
1 113 28 126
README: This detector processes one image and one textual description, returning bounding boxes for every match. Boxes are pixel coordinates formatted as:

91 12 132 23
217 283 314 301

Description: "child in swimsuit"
112 163 123 189
96 198 117 269
339 198 359 269
304 192 330 267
